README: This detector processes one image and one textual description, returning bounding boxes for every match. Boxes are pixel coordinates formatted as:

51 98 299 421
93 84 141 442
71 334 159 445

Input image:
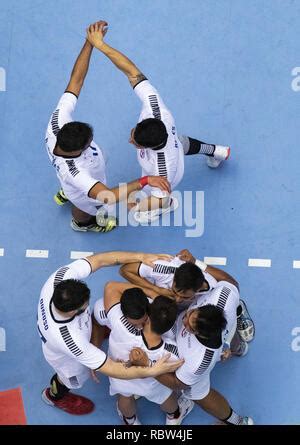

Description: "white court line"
204 257 227 266
248 258 271 268
0 248 4 256
293 261 300 269
70 251 94 259
26 250 49 258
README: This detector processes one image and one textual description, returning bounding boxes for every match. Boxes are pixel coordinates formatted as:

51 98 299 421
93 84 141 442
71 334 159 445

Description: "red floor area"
0 387 27 425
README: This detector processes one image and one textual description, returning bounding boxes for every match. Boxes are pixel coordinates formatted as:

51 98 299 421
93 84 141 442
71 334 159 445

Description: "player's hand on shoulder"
86 20 108 48
153 353 184 375
176 249 196 264
148 176 171 193
129 347 149 367
141 253 173 268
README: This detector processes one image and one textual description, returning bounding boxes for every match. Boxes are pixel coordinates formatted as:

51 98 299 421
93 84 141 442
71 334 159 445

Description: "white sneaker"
207 145 230 168
116 402 141 425
134 197 179 224
165 395 194 425
237 300 255 342
240 416 254 425
232 341 249 357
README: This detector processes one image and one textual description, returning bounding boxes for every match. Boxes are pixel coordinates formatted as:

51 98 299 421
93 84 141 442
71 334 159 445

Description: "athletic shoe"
239 416 254 425
96 212 118 232
237 300 255 342
165 395 194 425
71 217 117 233
231 340 249 357
207 146 230 168
217 415 254 425
116 402 141 425
133 197 179 224
54 189 69 206
41 388 94 415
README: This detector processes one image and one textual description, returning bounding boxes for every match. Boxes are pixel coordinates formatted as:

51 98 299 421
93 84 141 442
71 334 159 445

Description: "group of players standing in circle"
38 21 255 425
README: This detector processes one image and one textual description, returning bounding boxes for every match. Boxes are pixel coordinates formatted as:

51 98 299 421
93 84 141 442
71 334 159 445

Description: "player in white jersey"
93 287 176 342
86 22 230 223
103 281 194 425
37 251 183 416
46 21 170 233
120 249 255 344
135 303 253 425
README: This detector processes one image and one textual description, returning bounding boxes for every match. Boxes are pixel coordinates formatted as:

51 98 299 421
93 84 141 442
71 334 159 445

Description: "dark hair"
52 279 90 312
149 296 177 335
174 262 205 292
120 288 150 319
56 121 93 152
134 118 168 149
193 305 227 338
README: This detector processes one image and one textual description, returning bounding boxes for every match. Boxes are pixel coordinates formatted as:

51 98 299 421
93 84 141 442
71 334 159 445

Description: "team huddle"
38 21 255 425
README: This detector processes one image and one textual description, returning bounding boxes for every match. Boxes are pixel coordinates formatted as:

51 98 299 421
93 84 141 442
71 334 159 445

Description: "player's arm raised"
86 20 147 88
65 24 104 97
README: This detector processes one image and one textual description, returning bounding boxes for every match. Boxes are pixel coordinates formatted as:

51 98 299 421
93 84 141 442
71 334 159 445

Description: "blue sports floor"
1 0 300 425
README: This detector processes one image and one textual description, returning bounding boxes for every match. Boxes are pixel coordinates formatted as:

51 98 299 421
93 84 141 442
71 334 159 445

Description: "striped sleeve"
175 349 215 386
134 80 174 125
46 92 77 139
58 325 107 370
93 298 111 328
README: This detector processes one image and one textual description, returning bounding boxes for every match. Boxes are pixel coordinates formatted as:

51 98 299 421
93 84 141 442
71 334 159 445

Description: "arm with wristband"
177 249 239 289
88 175 170 204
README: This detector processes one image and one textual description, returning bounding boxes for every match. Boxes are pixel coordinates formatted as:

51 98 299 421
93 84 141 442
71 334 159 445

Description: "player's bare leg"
161 393 194 425
194 388 253 425
116 395 141 425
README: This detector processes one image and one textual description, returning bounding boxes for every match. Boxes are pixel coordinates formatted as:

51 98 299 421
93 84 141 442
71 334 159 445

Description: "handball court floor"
0 0 300 425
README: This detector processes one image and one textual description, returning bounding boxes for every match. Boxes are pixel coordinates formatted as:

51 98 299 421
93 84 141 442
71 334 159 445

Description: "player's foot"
207 146 230 168
217 415 254 425
133 197 179 224
116 402 141 425
54 189 69 205
71 216 117 233
239 416 254 425
165 395 194 425
237 299 255 342
96 212 118 232
41 388 94 415
231 340 249 357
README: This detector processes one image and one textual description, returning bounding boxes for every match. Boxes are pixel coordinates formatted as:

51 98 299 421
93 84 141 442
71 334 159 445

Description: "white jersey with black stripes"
107 302 178 403
188 281 240 345
37 259 107 382
175 311 223 400
139 256 218 312
134 80 185 198
45 92 107 215
174 281 240 400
